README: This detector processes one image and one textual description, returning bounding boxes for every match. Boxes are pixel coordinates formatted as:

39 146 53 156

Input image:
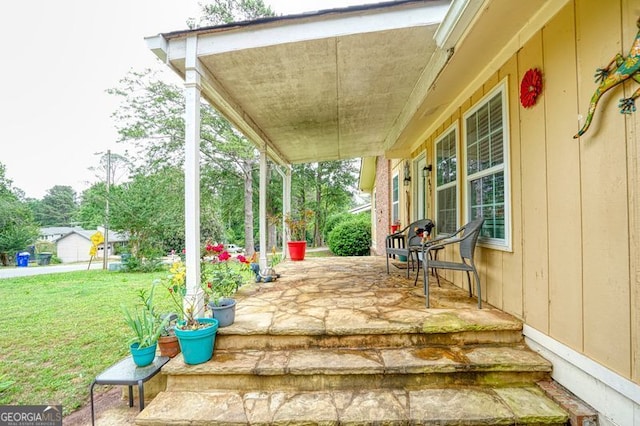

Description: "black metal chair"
420 217 485 308
385 219 435 278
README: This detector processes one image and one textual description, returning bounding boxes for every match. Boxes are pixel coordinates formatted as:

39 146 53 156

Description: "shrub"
121 256 164 273
323 213 351 243
328 219 371 256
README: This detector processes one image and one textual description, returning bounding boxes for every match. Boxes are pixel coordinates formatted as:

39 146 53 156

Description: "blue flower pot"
174 318 219 365
129 342 157 367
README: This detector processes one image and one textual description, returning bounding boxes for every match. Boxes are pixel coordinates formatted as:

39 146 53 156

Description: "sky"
0 0 382 199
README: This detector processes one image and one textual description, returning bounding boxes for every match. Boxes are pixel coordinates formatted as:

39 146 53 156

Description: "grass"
0 269 174 415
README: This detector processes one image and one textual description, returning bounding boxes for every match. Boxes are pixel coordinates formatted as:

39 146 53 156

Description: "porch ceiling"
146 0 450 165
146 0 558 165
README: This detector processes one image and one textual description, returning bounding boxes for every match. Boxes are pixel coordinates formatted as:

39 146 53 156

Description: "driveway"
0 262 105 279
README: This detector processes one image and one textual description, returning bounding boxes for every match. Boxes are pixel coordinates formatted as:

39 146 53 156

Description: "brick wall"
372 156 390 256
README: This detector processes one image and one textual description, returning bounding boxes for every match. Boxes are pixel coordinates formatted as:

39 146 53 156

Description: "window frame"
434 122 459 237
391 172 399 225
462 81 511 251
413 154 427 220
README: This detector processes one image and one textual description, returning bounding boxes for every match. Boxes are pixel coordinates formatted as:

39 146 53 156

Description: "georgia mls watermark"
0 405 62 426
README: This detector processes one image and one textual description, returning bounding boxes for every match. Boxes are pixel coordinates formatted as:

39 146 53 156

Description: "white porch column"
259 149 268 270
284 166 292 259
184 36 203 317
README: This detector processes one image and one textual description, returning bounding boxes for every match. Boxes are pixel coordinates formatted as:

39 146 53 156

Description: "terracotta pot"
158 335 180 358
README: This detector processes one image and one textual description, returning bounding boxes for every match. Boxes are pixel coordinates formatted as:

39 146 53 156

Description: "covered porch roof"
146 0 558 164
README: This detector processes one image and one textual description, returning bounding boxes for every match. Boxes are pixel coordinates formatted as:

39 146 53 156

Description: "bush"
323 213 351 243
121 256 164 273
328 219 371 256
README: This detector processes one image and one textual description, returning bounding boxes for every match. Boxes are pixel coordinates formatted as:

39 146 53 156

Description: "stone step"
136 386 568 425
163 345 552 392
216 308 525 350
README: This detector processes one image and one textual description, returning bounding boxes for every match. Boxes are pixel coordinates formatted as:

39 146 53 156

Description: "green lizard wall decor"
574 18 640 138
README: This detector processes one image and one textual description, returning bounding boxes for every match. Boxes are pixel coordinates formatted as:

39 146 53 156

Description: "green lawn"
0 269 174 415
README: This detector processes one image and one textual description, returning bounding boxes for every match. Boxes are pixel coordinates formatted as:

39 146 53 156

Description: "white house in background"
55 229 128 263
39 227 82 242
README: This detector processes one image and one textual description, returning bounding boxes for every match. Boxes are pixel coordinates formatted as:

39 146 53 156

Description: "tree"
89 151 131 187
32 185 78 226
108 168 185 258
76 183 108 230
109 69 259 252
0 163 38 265
190 0 275 27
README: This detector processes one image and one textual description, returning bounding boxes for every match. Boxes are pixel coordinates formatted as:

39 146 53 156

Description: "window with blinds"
464 83 510 248
435 125 458 235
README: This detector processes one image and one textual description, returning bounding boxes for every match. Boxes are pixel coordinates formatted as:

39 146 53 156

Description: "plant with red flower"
520 68 543 108
201 250 248 307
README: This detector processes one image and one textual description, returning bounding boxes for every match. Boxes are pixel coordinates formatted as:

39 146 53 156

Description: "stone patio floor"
70 255 531 425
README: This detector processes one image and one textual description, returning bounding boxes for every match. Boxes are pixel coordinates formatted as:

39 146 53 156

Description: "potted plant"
285 209 313 261
121 284 170 367
157 313 180 358
161 261 219 365
201 243 249 327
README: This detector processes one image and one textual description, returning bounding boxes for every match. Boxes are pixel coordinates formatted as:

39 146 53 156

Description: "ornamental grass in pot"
121 284 170 367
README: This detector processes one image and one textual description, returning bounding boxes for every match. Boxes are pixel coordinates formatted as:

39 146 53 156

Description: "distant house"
55 229 128 263
39 227 82 242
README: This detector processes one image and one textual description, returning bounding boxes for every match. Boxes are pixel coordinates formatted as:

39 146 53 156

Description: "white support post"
184 36 203 318
259 149 268 270
284 166 292 259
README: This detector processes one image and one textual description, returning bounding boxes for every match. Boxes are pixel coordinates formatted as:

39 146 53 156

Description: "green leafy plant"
285 209 314 241
121 283 169 348
201 243 249 306
328 219 371 256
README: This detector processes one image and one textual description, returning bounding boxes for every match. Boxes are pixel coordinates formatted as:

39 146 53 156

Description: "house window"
464 83 510 248
435 124 458 235
391 173 399 225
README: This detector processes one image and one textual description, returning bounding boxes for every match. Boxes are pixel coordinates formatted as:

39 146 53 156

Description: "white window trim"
413 154 427 220
391 172 400 225
462 80 512 251
434 122 459 237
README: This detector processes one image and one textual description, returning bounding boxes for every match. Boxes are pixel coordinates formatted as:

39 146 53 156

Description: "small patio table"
90 355 169 425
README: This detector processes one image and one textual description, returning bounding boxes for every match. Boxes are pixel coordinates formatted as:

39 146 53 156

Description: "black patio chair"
420 217 485 309
385 219 435 278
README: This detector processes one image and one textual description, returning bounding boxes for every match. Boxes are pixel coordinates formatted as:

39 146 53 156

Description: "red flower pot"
287 241 307 261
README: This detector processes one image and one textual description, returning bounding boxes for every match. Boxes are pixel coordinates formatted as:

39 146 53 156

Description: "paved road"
0 262 105 279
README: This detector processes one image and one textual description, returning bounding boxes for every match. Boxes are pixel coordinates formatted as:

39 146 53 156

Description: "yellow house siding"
576 0 631 378
500 56 525 317
623 0 640 385
519 31 550 333
543 3 584 352
407 0 638 380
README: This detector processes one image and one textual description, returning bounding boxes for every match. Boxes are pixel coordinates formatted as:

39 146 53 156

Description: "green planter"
174 318 218 365
129 342 157 367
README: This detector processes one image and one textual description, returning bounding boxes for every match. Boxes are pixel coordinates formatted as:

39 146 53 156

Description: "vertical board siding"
518 32 550 332
414 0 637 380
500 57 525 317
576 0 631 377
621 0 640 383
543 3 584 351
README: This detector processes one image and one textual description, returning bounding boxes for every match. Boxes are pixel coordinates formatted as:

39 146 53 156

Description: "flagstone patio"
82 255 569 425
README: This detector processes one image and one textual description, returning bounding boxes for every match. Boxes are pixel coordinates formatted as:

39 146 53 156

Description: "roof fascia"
148 1 449 61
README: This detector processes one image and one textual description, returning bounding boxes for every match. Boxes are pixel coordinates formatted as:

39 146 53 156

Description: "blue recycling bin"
16 252 30 267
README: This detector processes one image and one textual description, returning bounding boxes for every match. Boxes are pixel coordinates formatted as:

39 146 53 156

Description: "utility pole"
103 150 111 270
